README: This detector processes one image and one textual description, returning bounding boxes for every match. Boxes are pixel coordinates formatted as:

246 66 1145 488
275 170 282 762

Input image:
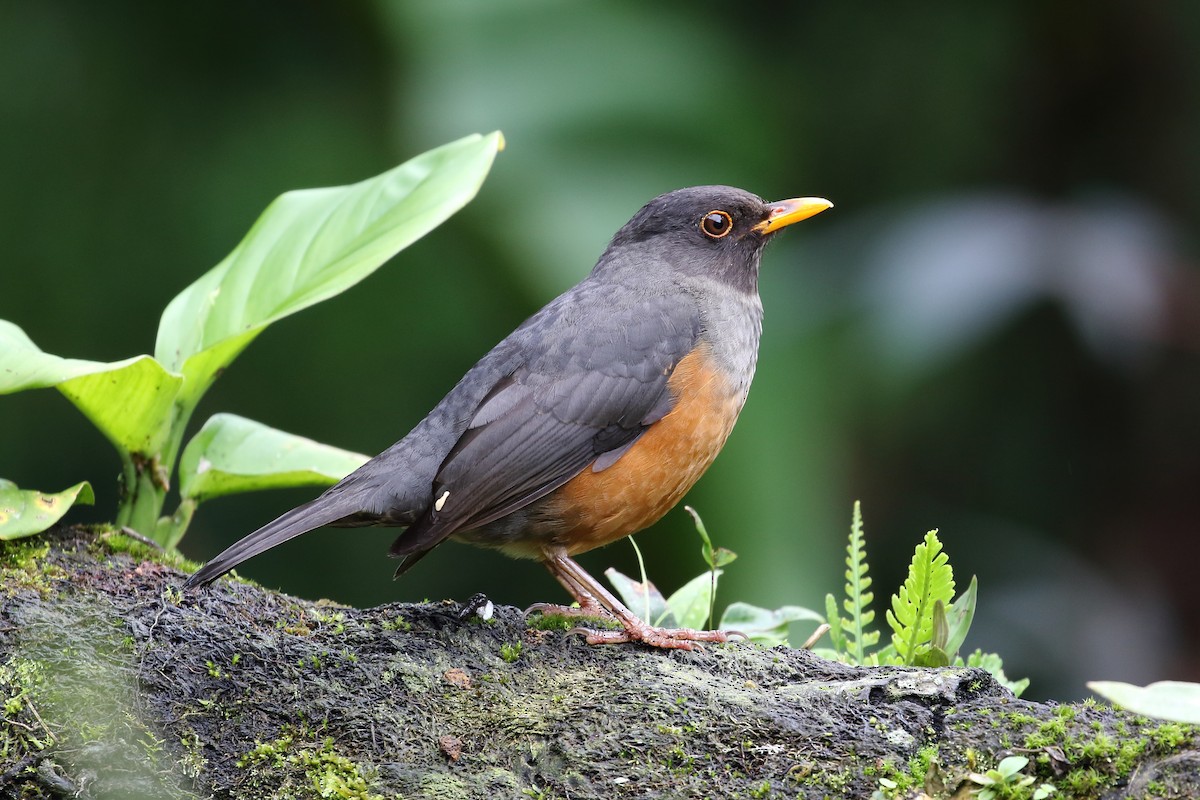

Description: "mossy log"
1 529 1197 800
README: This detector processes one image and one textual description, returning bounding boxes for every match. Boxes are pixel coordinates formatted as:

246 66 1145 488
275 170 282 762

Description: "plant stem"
119 394 199 546
159 498 196 551
115 454 137 528
123 462 166 539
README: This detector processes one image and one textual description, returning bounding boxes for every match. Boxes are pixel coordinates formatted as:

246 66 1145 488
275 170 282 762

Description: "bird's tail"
183 492 361 588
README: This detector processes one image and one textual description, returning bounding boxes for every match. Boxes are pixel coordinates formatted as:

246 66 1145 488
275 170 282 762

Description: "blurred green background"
3 2 1198 701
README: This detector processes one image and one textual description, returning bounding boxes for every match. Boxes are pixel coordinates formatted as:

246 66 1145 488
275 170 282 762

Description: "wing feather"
390 289 699 559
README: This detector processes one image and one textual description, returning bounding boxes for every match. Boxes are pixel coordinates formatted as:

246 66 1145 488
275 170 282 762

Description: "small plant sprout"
605 506 823 647
816 503 1028 695
967 755 1056 800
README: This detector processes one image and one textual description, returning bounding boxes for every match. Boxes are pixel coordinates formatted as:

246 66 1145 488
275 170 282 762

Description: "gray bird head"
596 185 832 294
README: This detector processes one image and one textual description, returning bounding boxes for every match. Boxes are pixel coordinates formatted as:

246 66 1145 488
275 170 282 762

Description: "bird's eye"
700 210 733 239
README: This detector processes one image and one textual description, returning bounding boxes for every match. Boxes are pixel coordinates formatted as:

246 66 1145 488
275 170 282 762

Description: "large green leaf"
0 321 182 455
1087 680 1200 724
154 131 504 405
604 567 672 627
0 320 122 391
665 570 724 631
0 479 95 540
178 413 369 502
719 602 825 647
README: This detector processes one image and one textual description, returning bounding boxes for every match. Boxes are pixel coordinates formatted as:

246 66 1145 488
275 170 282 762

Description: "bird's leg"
524 558 613 620
534 551 743 651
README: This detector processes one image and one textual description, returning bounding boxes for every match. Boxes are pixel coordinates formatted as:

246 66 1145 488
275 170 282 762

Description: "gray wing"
389 289 698 562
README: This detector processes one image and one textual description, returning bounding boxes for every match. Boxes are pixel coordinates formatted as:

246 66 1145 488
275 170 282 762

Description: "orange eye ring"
700 210 733 239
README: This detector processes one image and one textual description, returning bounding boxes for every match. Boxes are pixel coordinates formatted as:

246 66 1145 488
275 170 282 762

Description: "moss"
307 608 348 634
1147 722 1193 750
380 614 412 632
0 657 52 760
238 734 384 800
524 610 620 632
177 726 208 780
501 641 523 663
748 779 772 798
1062 766 1103 795
1 615 191 798
866 745 939 798
0 538 59 594
0 537 50 570
1010 700 1199 798
94 528 192 571
1143 779 1168 795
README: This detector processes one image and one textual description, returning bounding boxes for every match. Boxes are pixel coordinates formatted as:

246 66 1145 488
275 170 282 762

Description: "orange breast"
542 344 744 555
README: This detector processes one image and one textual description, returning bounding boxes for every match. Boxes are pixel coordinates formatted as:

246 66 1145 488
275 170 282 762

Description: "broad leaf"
58 358 184 455
155 131 504 408
605 567 672 627
0 321 183 455
178 413 369 502
719 602 825 647
943 575 978 658
1087 680 1200 724
0 479 95 540
0 320 124 391
664 570 723 631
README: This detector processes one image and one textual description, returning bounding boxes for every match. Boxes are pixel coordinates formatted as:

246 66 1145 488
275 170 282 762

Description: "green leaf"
178 413 370 502
967 649 1029 697
683 505 735 627
719 602 825 647
996 755 1029 779
887 529 955 665
0 479 94 540
0 321 183 455
824 593 846 656
1086 680 1200 724
605 567 672 626
154 132 504 407
841 500 879 663
912 645 951 668
685 504 715 568
665 569 723 631
58 358 184 456
943 575 978 658
873 643 900 666
709 546 737 568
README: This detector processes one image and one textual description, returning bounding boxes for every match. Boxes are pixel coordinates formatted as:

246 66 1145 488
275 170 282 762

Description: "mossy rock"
1 528 1197 799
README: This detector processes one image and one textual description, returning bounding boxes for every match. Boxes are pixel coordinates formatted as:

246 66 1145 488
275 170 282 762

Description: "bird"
184 185 832 650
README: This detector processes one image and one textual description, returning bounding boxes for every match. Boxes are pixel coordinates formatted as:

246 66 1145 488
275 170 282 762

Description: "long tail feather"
183 494 360 588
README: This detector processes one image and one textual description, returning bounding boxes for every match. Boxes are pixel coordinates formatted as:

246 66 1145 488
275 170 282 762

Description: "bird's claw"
562 622 744 651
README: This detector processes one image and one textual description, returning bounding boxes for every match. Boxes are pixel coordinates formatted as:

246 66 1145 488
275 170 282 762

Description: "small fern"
824 501 879 663
816 504 1027 695
886 529 955 665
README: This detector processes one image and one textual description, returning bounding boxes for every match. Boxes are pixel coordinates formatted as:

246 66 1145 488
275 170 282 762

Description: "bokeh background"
3 2 1198 701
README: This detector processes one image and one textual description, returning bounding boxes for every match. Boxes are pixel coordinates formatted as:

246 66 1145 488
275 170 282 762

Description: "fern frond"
840 501 879 663
886 529 955 665
824 593 846 655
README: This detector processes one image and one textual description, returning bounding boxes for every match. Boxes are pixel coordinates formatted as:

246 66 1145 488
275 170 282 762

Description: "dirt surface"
1 528 1197 799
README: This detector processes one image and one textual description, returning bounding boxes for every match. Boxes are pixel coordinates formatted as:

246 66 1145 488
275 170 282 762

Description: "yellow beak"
751 197 834 235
